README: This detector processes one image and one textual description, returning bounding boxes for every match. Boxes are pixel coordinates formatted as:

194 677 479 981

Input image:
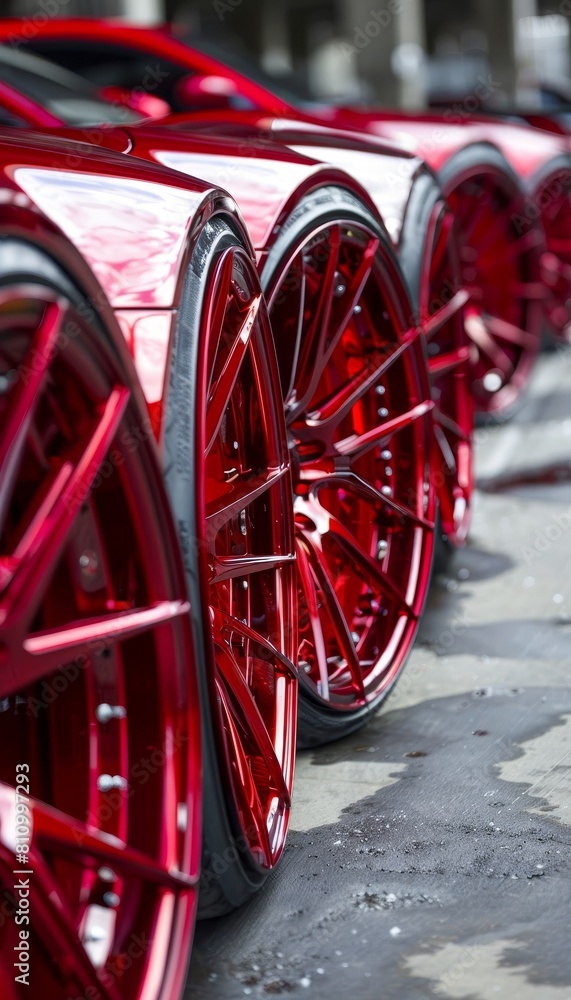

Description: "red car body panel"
161 111 429 250
0 17 292 115
0 126 255 414
0 113 410 284
0 78 62 126
117 120 424 253
325 109 571 188
3 16 567 187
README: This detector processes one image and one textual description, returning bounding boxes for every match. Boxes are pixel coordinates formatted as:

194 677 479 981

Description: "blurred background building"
6 0 571 110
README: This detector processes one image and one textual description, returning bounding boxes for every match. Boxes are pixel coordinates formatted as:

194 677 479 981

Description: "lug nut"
79 550 98 576
97 774 128 793
102 891 120 908
96 704 126 724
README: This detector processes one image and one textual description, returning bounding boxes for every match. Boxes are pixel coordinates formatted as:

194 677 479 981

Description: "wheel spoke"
214 607 298 679
435 408 470 442
205 466 288 531
288 225 341 415
0 846 120 999
316 471 434 531
503 227 544 259
309 335 412 428
295 539 331 701
0 299 65 534
428 345 471 378
214 633 292 805
299 495 414 616
0 387 130 631
24 597 188 655
0 600 190 698
205 294 261 453
464 312 513 379
336 400 433 459
434 422 457 473
27 789 197 889
424 289 470 339
321 236 379 371
211 552 296 584
297 531 366 701
215 683 274 866
483 314 539 352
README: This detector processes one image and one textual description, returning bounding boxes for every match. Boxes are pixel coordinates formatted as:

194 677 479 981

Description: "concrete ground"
185 345 571 1000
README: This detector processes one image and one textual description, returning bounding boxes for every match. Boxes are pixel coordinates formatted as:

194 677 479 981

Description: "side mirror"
99 85 171 120
174 73 238 110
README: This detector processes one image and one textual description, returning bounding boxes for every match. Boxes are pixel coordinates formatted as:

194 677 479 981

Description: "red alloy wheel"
263 189 436 745
536 168 571 339
163 218 297 915
399 176 473 551
441 148 544 416
421 202 473 547
0 277 200 998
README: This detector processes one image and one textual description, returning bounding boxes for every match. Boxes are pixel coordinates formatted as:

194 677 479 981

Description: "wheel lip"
190 236 297 875
0 279 201 1000
398 171 474 547
438 153 543 416
528 158 571 340
260 194 436 714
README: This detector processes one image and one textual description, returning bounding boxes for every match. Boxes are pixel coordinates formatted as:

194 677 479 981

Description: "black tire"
261 187 435 748
163 216 296 917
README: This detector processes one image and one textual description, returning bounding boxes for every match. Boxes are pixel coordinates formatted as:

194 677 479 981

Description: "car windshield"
0 44 141 125
190 36 313 106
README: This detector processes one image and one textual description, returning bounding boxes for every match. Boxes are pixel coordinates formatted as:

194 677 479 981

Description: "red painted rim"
0 285 200 999
536 169 571 339
445 167 543 414
420 203 473 546
268 220 435 712
195 245 297 869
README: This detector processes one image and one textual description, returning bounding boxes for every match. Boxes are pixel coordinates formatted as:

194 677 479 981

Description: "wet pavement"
185 345 571 1000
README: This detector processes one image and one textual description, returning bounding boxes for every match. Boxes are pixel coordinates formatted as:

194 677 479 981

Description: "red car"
1 17 561 414
0 44 451 757
0 126 308 993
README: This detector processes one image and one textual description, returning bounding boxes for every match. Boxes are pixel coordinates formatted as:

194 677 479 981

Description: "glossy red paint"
11 17 570 356
0 276 201 998
0 125 302 991
0 79 62 127
0 127 255 413
0 18 292 116
0 18 553 391
264 214 437 718
194 243 297 868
